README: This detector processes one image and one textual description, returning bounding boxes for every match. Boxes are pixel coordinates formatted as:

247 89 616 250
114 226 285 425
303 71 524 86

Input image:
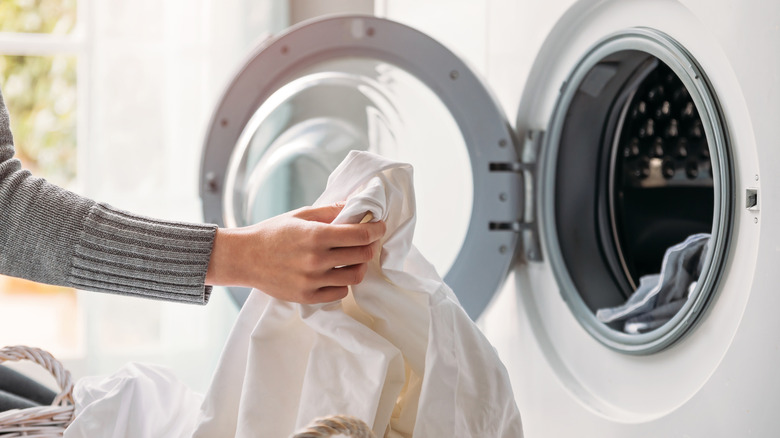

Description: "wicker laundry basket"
0 345 374 438
0 346 75 437
291 415 376 438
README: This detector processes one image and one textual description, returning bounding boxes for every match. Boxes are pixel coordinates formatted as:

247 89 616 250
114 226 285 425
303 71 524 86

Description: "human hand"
205 204 386 303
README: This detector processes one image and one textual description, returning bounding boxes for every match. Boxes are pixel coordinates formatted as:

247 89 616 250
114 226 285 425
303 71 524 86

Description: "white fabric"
193 150 523 437
63 363 203 438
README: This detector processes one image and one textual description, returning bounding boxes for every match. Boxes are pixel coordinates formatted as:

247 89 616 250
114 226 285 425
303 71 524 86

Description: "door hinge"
488 130 543 262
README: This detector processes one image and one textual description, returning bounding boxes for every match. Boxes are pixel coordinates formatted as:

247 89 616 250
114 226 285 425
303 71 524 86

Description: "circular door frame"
200 15 522 319
538 28 734 354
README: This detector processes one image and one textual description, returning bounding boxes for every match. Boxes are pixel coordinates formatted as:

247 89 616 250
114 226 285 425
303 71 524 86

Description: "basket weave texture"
0 346 75 437
291 415 376 438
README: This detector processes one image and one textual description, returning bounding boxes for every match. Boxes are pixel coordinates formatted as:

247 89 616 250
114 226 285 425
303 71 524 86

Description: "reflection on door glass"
0 0 77 34
226 57 473 276
0 55 78 187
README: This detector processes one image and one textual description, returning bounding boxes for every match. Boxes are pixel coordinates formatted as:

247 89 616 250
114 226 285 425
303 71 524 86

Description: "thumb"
296 203 345 223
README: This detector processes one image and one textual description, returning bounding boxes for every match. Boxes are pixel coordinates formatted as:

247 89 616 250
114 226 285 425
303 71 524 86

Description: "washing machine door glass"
201 16 521 319
223 58 472 276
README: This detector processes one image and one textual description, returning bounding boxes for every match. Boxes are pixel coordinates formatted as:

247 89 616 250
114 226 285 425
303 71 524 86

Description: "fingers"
295 203 344 223
295 205 386 247
320 221 386 247
325 263 369 287
298 263 370 304
308 286 350 303
328 241 380 268
251 204 386 305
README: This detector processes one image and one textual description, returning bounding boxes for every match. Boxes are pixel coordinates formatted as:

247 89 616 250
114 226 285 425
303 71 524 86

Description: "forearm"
0 89 217 304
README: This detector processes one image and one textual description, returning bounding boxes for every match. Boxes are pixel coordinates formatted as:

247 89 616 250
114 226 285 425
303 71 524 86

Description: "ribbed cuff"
68 203 217 304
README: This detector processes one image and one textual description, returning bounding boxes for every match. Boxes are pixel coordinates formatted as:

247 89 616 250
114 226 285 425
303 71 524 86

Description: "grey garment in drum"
596 233 711 334
0 86 216 304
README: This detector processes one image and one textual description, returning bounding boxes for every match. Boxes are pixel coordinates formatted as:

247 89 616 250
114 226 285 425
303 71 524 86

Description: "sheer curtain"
72 0 288 392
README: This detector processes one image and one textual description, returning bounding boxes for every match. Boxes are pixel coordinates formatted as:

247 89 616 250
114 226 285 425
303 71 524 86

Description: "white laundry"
596 233 711 334
193 150 523 438
63 363 203 438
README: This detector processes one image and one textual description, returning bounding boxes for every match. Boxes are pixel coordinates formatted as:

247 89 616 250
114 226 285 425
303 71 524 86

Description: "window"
1 0 289 392
0 0 84 360
0 54 77 185
0 0 77 34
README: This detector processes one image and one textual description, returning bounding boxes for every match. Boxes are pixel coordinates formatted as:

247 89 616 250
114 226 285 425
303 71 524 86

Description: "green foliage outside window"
0 0 79 186
1 55 77 186
0 0 76 34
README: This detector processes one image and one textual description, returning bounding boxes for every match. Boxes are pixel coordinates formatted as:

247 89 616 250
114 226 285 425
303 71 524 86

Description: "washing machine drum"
200 15 522 319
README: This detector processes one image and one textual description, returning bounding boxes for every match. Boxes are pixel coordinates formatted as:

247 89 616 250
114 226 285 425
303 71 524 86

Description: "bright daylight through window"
0 0 81 358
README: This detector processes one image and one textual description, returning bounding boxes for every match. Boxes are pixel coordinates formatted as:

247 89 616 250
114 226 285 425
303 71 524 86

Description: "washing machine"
199 0 778 435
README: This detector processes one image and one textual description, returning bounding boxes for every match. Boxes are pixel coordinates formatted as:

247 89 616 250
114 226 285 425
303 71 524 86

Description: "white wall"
380 0 576 119
289 0 373 23
380 0 488 78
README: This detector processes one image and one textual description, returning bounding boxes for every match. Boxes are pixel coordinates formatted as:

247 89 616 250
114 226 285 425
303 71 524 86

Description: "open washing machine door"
199 15 525 320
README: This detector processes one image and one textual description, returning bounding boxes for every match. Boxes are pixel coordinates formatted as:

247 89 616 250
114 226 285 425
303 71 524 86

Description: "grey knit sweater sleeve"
0 88 217 304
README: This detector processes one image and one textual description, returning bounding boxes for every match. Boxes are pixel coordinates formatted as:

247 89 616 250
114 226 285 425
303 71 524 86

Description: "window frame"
0 0 91 361
0 0 90 192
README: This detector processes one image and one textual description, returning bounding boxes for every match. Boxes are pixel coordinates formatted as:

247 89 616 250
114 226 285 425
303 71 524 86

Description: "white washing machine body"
199 1 779 435
478 0 778 435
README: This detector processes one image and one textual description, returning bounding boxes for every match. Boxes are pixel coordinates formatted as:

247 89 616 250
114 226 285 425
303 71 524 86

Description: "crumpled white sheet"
193 150 523 438
63 363 203 438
